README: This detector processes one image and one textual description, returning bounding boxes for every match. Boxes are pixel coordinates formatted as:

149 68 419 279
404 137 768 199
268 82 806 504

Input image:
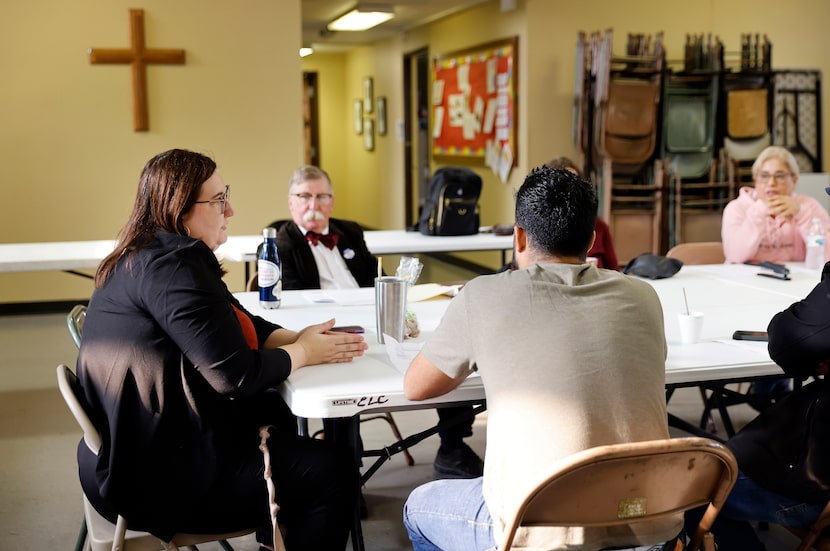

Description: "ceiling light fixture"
299 47 314 57
327 5 395 32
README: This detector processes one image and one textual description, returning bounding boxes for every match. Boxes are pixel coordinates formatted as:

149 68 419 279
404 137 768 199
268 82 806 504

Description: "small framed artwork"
353 99 363 135
363 118 375 151
377 96 387 136
363 76 374 113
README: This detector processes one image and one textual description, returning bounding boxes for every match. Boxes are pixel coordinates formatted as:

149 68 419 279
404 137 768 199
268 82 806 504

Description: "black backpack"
418 167 482 236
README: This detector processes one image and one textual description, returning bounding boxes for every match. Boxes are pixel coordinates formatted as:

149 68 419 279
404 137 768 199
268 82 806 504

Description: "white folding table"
236 263 820 419
0 240 117 277
218 229 514 283
235 262 822 550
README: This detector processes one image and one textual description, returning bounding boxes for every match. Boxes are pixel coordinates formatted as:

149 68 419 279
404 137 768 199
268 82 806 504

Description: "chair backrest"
56 364 101 455
666 242 725 265
66 304 87 349
247 271 260 292
56 363 262 551
498 437 738 551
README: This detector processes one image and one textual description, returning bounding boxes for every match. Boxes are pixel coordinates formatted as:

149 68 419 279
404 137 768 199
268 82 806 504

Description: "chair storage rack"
574 30 823 257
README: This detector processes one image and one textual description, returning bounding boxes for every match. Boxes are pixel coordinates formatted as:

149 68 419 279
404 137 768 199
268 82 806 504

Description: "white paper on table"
384 335 481 379
714 339 770 354
302 291 335 303
407 283 460 302
384 335 424 374
302 288 375 305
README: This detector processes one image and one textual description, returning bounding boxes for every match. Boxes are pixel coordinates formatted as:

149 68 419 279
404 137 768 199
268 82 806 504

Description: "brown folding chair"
666 242 725 265
56 364 260 551
498 437 738 551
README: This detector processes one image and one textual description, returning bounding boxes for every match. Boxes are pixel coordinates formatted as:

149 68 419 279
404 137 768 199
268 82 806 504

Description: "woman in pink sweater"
722 146 830 264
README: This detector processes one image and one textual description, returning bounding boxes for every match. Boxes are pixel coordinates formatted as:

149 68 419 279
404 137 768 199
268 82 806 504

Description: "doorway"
303 72 320 167
403 48 430 228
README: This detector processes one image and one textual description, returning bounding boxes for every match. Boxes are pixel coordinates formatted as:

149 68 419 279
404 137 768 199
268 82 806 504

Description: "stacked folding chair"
720 34 774 190
586 29 667 264
662 34 730 247
772 69 823 174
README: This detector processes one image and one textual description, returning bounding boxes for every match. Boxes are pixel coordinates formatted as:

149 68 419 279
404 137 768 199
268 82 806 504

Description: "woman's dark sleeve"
143 244 292 396
768 269 830 379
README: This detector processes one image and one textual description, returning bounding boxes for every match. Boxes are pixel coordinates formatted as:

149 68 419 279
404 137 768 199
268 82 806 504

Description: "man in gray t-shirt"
403 166 680 551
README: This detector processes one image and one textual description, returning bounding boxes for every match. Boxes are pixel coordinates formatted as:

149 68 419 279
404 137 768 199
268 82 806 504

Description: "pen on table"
757 272 790 281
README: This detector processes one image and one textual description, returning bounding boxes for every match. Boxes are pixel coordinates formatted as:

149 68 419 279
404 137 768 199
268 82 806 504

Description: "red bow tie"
305 231 339 249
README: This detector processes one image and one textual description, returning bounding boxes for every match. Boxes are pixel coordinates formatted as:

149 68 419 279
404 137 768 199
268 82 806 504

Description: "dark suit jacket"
268 218 378 290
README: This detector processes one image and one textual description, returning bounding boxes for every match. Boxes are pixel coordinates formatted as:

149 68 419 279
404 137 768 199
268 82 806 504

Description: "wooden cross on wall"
88 9 186 132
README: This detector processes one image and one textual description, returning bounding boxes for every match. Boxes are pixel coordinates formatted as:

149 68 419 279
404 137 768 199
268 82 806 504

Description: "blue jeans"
403 478 672 551
721 471 825 529
403 477 496 551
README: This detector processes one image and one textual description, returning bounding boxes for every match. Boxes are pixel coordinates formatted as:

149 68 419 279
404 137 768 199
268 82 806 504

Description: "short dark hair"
515 166 597 258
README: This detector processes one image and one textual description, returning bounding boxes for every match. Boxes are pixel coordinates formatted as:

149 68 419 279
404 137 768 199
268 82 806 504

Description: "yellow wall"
5 0 830 302
1 0 303 302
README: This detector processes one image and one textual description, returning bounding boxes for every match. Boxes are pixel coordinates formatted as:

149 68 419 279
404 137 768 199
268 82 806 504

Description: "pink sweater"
721 186 830 264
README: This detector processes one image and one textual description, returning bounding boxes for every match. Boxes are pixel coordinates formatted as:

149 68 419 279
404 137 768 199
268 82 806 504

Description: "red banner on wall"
432 38 517 168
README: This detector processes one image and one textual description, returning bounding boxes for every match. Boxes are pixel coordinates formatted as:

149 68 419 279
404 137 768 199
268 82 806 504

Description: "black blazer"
768 263 830 380
77 230 291 539
268 218 378 290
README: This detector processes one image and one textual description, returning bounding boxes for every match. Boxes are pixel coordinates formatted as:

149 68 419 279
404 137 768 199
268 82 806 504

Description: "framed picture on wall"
377 97 387 136
363 77 374 113
353 99 363 134
363 118 374 151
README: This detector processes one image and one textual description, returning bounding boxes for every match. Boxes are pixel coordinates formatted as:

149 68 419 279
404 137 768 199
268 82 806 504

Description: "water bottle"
805 217 825 270
258 228 282 309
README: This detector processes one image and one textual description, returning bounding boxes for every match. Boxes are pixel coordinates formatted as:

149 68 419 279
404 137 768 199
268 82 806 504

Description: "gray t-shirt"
421 263 681 550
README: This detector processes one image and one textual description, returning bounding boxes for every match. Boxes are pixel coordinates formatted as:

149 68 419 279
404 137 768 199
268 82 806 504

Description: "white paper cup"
677 312 704 344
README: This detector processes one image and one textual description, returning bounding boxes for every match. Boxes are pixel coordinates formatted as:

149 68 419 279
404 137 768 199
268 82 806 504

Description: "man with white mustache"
267 165 485 500
269 165 379 290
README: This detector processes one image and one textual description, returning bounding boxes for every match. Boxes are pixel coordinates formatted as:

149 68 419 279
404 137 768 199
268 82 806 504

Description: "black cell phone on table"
331 325 365 334
732 330 768 342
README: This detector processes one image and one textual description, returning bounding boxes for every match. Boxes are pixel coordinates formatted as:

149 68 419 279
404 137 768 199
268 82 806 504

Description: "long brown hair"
95 149 217 287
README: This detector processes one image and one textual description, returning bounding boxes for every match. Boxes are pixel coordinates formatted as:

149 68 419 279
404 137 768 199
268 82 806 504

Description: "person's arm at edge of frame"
404 351 468 401
767 264 830 379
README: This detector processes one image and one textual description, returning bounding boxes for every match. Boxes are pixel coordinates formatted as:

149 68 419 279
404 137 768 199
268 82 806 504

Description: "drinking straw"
377 257 383 279
683 287 690 316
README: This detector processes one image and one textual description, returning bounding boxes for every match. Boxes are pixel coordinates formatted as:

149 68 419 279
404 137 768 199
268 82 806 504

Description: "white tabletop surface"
235 262 823 418
217 229 514 263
